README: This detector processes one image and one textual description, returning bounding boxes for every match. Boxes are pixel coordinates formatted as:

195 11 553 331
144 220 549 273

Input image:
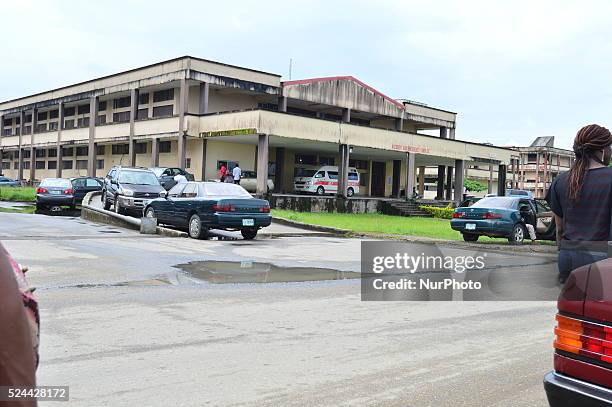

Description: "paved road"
0 212 558 406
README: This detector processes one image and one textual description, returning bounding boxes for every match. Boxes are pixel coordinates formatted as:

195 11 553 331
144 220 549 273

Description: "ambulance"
293 166 360 197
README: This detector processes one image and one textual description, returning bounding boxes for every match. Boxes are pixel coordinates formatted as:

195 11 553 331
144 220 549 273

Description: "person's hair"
568 124 612 203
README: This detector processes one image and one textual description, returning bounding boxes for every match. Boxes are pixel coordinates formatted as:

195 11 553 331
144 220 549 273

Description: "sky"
2 0 612 150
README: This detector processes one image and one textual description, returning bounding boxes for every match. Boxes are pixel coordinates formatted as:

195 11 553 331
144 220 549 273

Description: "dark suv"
102 166 165 215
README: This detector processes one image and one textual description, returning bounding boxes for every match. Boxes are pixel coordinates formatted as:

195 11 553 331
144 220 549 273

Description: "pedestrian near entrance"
174 173 187 184
219 164 227 182
546 124 612 284
232 164 241 185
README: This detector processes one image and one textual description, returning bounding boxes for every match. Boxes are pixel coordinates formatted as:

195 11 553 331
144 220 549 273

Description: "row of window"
3 159 105 171
0 142 173 161
294 154 369 170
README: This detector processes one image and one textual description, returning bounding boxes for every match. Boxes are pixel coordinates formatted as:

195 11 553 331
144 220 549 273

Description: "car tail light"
36 187 48 194
63 188 74 194
259 206 270 213
482 212 502 219
212 204 235 212
452 211 465 218
554 314 612 364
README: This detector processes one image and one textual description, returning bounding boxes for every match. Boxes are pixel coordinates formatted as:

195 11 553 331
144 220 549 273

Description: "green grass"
272 209 534 244
0 187 36 202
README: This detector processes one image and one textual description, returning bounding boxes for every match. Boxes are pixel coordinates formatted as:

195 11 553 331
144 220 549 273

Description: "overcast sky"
3 0 612 149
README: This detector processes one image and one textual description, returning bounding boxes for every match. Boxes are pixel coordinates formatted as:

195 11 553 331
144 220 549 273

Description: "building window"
77 104 90 115
96 145 105 155
48 161 57 170
23 126 31 135
97 115 106 125
64 119 75 129
153 89 174 102
62 147 74 157
23 161 30 170
152 105 173 117
15 117 20 124
3 118 11 126
76 160 88 170
13 162 18 170
98 101 107 111
2 162 10 170
295 154 317 165
159 141 171 153
77 117 90 128
35 123 47 132
349 159 369 170
527 153 537 163
48 148 57 158
49 122 58 131
134 143 147 154
112 111 130 123
113 96 131 109
319 156 334 166
112 144 129 155
22 150 31 159
97 159 105 170
76 147 88 156
64 107 76 117
185 158 191 169
2 129 12 136
37 111 48 121
36 161 45 170
25 114 32 123
137 108 148 120
35 149 46 158
49 109 59 119
138 93 149 105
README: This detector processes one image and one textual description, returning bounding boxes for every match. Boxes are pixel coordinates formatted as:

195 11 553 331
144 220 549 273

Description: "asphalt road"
0 212 558 406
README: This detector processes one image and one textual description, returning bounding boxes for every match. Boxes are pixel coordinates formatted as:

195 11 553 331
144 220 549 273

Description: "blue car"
451 196 555 244
143 181 271 240
0 176 20 187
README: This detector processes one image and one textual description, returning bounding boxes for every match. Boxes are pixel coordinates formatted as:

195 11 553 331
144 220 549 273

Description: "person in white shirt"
173 173 188 184
232 165 242 185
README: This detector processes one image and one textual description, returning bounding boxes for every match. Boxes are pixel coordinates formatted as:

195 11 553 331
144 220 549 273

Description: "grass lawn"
272 209 537 244
0 187 36 202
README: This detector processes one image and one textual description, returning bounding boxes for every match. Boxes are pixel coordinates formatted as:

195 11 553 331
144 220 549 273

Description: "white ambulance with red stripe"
293 166 360 197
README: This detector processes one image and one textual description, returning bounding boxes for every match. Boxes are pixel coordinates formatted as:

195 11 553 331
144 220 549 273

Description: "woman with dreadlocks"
547 124 612 284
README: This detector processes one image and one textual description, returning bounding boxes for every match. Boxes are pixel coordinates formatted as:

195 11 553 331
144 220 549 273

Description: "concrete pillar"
151 138 160 168
87 96 98 177
199 82 209 114
392 160 402 198
448 128 456 140
278 96 287 113
488 165 494 194
454 160 465 205
417 166 425 196
274 147 285 193
512 158 517 189
405 152 416 201
439 127 448 139
56 102 64 177
445 166 453 200
200 139 207 181
17 110 25 181
535 152 541 198
436 165 445 199
128 88 139 166
342 108 351 123
256 134 269 197
497 164 507 196
337 144 349 198
177 78 188 169
29 108 37 184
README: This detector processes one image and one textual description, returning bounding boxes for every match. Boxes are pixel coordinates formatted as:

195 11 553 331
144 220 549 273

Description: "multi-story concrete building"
0 56 517 203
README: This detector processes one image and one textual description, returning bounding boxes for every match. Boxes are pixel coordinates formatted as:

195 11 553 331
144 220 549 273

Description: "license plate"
50 190 61 195
242 219 255 226
465 223 476 230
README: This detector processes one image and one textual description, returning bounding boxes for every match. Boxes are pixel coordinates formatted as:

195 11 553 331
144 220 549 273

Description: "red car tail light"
554 314 612 364
212 204 235 212
259 206 270 213
452 211 465 218
483 212 502 219
36 187 48 194
63 188 74 195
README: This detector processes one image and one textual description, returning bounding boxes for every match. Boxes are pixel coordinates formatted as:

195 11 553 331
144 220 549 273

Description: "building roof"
530 136 555 147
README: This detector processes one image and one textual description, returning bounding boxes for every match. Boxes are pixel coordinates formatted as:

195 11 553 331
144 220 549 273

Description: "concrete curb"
272 216 557 255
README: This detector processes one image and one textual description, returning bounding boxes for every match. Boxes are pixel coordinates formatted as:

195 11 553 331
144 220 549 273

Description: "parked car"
36 178 76 210
143 182 271 240
458 196 481 207
102 166 165 215
450 196 556 244
544 257 612 406
150 167 195 190
293 166 360 197
0 176 20 187
506 188 533 199
239 170 274 193
71 176 103 203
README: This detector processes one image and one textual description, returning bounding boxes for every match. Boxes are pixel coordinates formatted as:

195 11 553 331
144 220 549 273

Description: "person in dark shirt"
547 124 612 284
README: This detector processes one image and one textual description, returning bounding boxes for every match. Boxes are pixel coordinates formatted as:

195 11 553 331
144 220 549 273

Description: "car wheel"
241 228 258 240
508 224 526 245
103 192 111 210
188 214 208 239
144 207 158 225
462 233 479 242
114 198 124 215
316 186 325 195
347 187 354 197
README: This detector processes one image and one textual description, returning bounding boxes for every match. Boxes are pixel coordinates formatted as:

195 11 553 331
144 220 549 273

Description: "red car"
544 258 612 406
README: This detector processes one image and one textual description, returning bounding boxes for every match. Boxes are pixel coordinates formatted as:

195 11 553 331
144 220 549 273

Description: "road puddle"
0 205 36 214
174 260 359 284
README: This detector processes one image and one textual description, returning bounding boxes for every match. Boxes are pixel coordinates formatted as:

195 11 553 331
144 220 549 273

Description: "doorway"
371 161 386 197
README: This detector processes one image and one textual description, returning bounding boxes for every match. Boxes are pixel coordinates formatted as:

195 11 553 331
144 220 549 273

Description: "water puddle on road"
173 260 359 284
0 205 36 214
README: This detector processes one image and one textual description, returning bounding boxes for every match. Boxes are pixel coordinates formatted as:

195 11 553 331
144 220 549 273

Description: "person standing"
218 164 227 182
547 124 612 284
173 172 187 184
232 164 242 185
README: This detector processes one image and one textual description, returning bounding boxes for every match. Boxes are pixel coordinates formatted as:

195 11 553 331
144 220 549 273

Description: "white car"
238 171 274 193
293 165 360 197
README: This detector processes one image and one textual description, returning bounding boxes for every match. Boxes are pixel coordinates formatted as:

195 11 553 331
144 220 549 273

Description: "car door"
175 183 198 226
157 183 185 225
106 169 117 198
71 178 87 202
161 168 179 190
534 198 555 238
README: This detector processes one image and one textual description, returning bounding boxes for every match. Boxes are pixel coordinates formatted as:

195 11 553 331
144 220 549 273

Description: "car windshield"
40 178 71 188
296 169 317 177
201 183 252 198
118 171 160 185
471 197 517 209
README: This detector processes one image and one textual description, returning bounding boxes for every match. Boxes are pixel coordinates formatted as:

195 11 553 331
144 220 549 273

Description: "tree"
464 178 487 192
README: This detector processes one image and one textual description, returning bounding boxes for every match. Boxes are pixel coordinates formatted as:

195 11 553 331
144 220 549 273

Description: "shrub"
419 205 454 219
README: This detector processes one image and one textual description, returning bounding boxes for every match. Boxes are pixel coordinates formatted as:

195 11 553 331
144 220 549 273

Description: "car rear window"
471 197 516 209
202 183 252 198
40 178 71 187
